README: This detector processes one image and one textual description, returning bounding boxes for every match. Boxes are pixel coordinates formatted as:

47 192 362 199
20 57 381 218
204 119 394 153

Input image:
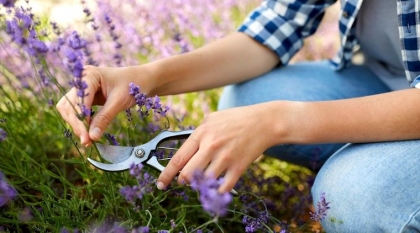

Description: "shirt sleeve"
410 76 420 89
238 0 335 65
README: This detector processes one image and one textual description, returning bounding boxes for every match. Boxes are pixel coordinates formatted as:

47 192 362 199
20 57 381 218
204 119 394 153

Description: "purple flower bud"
134 226 150 233
63 129 72 139
67 31 87 50
72 59 84 78
129 82 140 96
104 133 119 146
0 0 15 7
310 192 330 221
28 38 49 55
190 170 232 216
119 186 136 203
65 49 82 63
19 207 32 222
0 171 17 206
0 128 6 142
79 104 91 118
15 10 32 29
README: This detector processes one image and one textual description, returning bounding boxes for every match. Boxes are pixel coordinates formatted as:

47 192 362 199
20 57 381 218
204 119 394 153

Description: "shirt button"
342 11 349 18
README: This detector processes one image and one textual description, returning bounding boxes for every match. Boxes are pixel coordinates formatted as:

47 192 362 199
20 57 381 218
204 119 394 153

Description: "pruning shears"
88 129 194 172
87 129 238 196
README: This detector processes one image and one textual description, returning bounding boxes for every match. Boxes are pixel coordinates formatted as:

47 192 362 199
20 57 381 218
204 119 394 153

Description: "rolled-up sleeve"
238 0 335 65
410 76 420 89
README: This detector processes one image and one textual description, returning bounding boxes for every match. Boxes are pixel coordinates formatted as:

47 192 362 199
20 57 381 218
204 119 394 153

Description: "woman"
57 0 420 231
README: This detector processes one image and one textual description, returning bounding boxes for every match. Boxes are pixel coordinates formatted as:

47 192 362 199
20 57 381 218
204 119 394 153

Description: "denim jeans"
218 61 420 232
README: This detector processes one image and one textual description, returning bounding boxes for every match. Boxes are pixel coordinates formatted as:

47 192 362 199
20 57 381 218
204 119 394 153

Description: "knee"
311 143 420 232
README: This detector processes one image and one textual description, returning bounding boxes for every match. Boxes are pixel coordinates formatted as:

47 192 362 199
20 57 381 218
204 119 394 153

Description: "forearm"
269 89 420 146
136 32 279 96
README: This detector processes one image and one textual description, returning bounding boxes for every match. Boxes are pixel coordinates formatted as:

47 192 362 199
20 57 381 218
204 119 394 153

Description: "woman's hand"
156 102 286 193
56 65 145 146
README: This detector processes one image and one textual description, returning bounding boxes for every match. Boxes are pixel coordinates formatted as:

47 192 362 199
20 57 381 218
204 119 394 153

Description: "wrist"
261 100 305 146
123 63 158 96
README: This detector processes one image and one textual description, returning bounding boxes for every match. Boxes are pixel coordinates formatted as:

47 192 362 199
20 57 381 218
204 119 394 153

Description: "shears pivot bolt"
135 149 145 158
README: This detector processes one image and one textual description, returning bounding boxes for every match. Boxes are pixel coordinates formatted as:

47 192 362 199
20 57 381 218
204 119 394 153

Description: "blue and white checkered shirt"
238 0 420 89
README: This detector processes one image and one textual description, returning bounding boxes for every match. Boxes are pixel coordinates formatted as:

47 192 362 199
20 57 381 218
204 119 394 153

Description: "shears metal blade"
87 129 194 172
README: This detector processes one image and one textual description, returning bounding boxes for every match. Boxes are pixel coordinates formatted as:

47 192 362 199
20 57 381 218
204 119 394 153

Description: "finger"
203 153 230 180
56 89 91 146
156 137 199 190
177 148 213 185
88 93 124 141
217 167 244 194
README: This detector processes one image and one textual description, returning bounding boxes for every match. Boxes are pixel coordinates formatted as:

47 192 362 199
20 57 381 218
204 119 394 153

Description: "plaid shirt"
238 0 420 89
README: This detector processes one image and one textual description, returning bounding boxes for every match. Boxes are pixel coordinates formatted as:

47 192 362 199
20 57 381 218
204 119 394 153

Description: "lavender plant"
0 0 336 232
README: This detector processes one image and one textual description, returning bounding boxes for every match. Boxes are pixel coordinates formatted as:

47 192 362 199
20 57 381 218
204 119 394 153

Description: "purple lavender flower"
65 49 83 63
63 129 72 139
310 192 330 221
125 108 132 122
242 210 269 233
0 171 17 206
90 222 127 233
65 31 89 118
103 13 122 65
104 133 119 146
128 82 169 118
26 38 49 56
190 170 232 217
15 10 32 29
0 128 7 142
5 8 47 59
133 226 150 233
6 17 26 45
19 207 33 222
147 123 160 134
129 82 140 96
0 0 15 7
71 59 84 79
120 163 155 204
50 21 61 35
129 163 144 178
67 31 87 50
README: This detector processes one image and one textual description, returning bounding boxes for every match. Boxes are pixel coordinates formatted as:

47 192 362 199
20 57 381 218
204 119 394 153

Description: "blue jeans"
218 61 420 232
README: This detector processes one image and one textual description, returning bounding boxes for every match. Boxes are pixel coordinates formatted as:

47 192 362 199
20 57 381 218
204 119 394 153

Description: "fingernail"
90 127 102 139
156 181 165 190
80 135 87 146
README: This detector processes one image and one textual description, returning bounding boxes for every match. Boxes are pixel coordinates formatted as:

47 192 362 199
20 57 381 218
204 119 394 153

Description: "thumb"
88 99 122 141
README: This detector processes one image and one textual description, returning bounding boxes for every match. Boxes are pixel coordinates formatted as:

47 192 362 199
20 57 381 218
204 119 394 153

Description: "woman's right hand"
56 65 145 146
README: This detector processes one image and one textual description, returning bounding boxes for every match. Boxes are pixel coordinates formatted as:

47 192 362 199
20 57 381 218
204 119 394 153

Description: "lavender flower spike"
67 31 87 50
310 192 330 221
0 0 15 8
191 170 232 217
0 171 17 207
0 128 6 142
